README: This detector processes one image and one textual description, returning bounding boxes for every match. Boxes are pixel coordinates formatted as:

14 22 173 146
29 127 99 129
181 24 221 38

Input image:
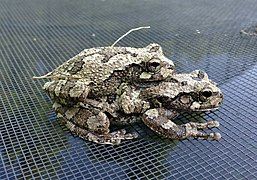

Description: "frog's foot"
182 123 221 141
105 129 139 145
142 108 221 141
64 120 138 145
187 121 220 129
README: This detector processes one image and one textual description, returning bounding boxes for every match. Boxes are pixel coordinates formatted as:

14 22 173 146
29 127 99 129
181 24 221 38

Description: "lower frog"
53 70 223 145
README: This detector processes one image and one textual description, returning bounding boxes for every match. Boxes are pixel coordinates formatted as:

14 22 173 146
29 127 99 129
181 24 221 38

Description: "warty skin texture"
35 44 223 145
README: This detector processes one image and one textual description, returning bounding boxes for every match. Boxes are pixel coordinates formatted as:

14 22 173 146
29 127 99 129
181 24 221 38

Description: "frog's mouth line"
133 80 162 88
193 107 219 112
189 94 223 112
191 103 221 112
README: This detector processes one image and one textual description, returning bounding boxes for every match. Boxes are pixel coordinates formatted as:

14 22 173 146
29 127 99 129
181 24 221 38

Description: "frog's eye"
150 62 160 68
201 89 213 98
148 60 161 72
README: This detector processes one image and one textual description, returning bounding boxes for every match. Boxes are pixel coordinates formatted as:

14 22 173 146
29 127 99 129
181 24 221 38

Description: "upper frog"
35 43 175 105
38 43 174 82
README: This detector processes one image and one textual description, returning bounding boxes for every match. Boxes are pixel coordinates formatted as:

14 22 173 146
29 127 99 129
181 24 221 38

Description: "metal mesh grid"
1 0 257 179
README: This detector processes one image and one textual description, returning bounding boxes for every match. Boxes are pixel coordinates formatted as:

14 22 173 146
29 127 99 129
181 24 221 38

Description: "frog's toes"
185 122 221 140
124 132 139 139
209 120 220 128
188 121 220 130
188 130 221 141
209 132 221 141
110 129 138 140
98 129 138 145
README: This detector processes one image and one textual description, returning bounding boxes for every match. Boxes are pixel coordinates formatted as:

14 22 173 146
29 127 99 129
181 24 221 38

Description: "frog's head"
136 44 175 82
142 70 223 112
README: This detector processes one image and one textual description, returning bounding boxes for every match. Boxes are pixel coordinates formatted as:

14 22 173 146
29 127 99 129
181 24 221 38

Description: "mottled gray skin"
35 44 223 145
41 43 174 105
53 70 223 145
140 70 223 141
35 43 175 144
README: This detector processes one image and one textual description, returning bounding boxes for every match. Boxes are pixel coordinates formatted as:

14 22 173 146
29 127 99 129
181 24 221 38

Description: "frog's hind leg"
182 121 221 140
142 108 221 141
54 102 138 145
186 121 220 130
64 120 138 145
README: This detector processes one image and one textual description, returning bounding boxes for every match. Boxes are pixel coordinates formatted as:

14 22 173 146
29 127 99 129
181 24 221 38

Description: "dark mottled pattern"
89 64 143 97
55 104 109 134
110 113 142 125
46 63 147 106
49 46 144 79
69 58 85 74
100 48 138 63
142 108 185 139
106 94 116 104
45 80 81 105
59 81 76 97
100 47 127 63
50 52 97 77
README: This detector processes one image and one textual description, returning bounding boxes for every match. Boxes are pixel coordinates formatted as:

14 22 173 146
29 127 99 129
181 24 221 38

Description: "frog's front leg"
118 84 150 114
142 108 221 140
54 102 138 145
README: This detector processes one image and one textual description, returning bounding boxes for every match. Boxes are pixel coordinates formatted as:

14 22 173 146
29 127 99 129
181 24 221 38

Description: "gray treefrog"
34 27 223 145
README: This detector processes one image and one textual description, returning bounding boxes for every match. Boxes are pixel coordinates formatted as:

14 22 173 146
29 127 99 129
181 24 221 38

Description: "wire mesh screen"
1 0 257 179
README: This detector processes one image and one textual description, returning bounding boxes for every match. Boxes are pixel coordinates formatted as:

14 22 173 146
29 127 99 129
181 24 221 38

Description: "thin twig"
240 26 257 36
111 26 150 47
32 74 51 79
32 74 81 79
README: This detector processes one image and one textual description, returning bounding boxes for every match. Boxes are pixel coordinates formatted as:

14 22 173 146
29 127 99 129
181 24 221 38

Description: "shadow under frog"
80 131 179 179
77 110 217 179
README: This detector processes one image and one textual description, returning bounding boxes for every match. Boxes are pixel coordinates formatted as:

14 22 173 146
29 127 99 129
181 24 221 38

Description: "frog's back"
38 46 149 83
